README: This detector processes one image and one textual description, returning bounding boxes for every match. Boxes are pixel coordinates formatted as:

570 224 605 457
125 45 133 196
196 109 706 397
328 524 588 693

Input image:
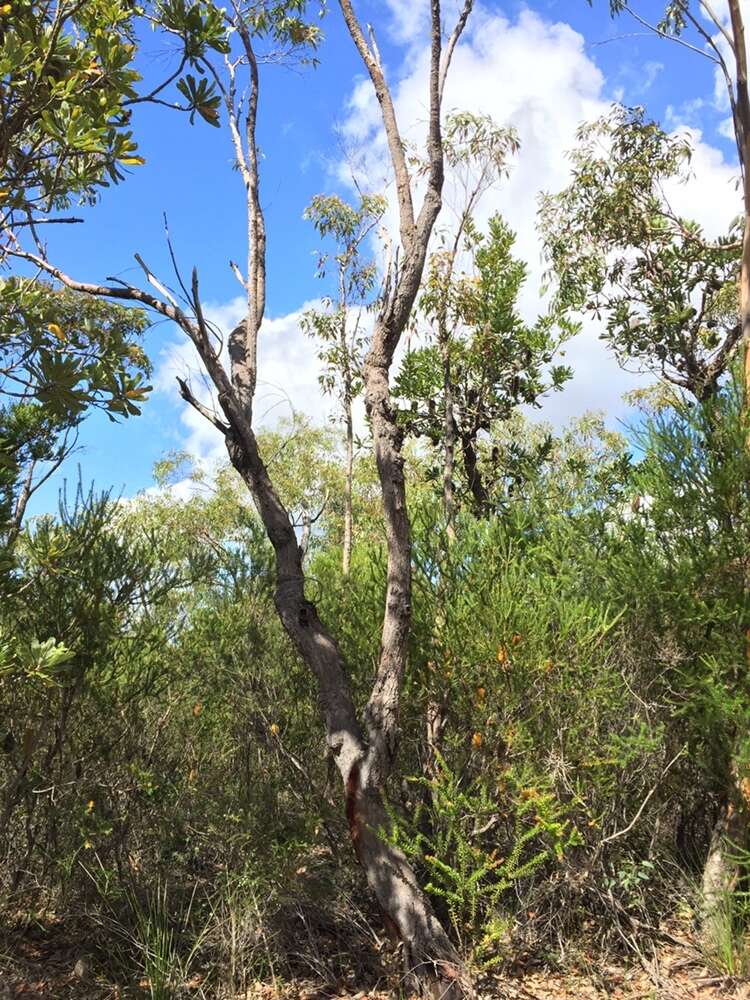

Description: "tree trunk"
347 764 465 996
225 430 467 996
442 340 457 542
343 395 354 576
460 429 489 516
701 763 749 948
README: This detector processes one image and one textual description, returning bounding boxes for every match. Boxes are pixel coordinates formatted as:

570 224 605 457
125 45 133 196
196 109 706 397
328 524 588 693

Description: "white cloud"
156 2 744 463
336 4 743 427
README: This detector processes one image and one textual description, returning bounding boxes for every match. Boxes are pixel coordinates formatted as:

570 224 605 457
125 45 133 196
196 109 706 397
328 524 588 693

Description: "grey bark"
14 2 477 992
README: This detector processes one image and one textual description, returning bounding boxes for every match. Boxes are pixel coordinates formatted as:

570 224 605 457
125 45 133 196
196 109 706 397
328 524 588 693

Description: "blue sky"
25 0 742 515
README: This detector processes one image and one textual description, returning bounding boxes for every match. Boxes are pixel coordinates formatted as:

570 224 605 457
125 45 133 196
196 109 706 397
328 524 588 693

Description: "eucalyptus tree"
302 193 386 575
582 0 750 930
10 0 478 992
540 105 741 402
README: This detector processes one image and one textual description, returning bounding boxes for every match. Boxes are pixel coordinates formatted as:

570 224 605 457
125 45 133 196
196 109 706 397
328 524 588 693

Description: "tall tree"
12 1 477 992
584 1 750 933
303 192 386 575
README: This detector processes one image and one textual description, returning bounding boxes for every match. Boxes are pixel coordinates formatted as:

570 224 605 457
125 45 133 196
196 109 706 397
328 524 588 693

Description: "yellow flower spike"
86 799 94 814
47 322 65 341
269 723 279 736
476 686 486 702
0 6 12 15
496 646 508 666
192 702 202 717
472 731 483 749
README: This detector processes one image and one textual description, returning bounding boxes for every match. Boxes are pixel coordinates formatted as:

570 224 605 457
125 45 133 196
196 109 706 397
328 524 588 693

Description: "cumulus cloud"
156 2 743 462
335 4 742 426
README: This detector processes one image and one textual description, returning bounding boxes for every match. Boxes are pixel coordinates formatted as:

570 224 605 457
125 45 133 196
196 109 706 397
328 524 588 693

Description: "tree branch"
176 376 229 435
338 0 416 250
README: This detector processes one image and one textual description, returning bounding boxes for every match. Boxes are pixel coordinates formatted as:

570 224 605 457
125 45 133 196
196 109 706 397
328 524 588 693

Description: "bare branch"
338 0 416 249
601 749 685 846
134 253 181 311
700 0 736 54
230 258 249 291
176 377 230 435
439 0 474 101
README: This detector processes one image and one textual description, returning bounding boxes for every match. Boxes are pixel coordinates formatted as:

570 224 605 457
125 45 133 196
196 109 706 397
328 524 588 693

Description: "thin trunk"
6 459 35 548
460 429 489 516
442 338 456 542
343 396 354 576
340 300 354 577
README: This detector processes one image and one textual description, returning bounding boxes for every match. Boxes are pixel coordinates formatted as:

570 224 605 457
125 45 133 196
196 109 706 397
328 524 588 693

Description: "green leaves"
540 105 741 401
0 635 75 687
0 0 143 227
176 72 221 126
302 192 385 407
395 213 574 507
1 278 151 421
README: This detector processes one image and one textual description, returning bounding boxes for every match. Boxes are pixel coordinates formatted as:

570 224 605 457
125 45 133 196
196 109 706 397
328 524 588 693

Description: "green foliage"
540 105 741 400
388 753 579 962
302 192 386 401
0 0 142 228
1 279 151 419
0 0 238 238
395 214 575 510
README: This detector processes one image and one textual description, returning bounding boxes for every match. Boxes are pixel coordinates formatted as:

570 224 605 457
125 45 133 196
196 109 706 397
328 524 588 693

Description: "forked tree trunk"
19 1 476 991
227 426 466 996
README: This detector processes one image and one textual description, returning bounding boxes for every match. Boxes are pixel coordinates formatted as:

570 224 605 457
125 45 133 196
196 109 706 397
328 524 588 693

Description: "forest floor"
2 913 750 1000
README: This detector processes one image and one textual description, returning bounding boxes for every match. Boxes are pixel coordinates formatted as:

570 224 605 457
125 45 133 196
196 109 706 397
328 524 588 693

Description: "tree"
0 0 230 251
0 282 150 549
303 192 386 575
540 105 741 402
591 0 750 389
585 0 750 934
397 214 574 519
404 111 519 537
11 1 478 992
